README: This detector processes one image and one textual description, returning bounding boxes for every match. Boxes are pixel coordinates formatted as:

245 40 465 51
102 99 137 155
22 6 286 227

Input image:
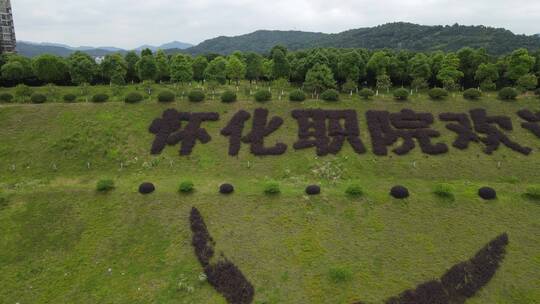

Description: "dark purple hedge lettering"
441 109 531 155
149 109 219 155
292 109 366 156
517 109 540 138
221 108 287 156
366 109 448 156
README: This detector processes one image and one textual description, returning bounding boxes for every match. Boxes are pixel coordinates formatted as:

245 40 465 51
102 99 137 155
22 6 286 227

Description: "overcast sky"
12 0 540 49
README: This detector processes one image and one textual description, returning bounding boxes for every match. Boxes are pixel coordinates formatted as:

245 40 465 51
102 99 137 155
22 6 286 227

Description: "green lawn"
0 91 539 303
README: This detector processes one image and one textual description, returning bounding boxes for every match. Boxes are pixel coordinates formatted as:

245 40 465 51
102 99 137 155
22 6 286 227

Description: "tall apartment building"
0 0 16 53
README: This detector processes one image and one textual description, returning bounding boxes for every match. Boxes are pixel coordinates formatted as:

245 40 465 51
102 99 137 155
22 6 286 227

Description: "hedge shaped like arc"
517 109 540 139
440 109 531 155
352 233 509 304
221 109 287 156
291 109 366 156
190 208 254 304
191 209 508 304
366 109 448 156
149 109 219 155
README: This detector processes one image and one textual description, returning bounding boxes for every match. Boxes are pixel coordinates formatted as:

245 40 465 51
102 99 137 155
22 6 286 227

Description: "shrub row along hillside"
129 180 501 200
0 82 535 105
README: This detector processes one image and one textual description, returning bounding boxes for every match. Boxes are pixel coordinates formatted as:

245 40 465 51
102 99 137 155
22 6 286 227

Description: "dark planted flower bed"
478 187 496 200
305 185 321 195
138 182 155 194
220 183 235 194
390 186 409 199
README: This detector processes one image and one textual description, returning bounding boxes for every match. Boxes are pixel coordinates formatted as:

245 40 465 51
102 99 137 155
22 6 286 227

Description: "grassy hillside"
1 92 539 303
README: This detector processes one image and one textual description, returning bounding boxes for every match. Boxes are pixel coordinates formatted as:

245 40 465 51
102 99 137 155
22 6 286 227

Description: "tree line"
1 46 539 95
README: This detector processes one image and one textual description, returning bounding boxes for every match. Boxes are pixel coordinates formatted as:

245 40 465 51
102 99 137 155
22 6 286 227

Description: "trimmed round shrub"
188 90 205 102
63 94 77 103
96 179 115 192
525 186 540 200
178 181 195 193
393 88 409 101
433 183 454 199
254 90 272 102
124 92 144 103
91 93 109 103
305 185 321 195
0 93 14 103
390 186 409 199
219 183 234 194
359 88 375 100
478 187 496 200
220 90 237 103
139 182 155 194
498 87 518 101
289 89 306 102
31 93 47 104
345 184 364 197
428 88 448 100
158 90 175 103
463 88 482 100
263 181 280 195
321 89 339 102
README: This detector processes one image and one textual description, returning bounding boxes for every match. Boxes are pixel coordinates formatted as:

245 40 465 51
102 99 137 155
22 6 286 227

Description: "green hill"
184 22 540 55
0 86 539 303
185 30 326 55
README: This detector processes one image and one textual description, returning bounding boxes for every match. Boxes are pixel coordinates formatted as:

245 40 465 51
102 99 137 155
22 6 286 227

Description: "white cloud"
11 0 540 49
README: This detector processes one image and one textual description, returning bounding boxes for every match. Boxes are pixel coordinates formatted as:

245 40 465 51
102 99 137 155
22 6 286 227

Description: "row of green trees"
1 46 539 94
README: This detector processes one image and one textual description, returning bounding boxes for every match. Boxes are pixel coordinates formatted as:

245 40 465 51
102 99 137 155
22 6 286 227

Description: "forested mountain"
183 23 540 56
16 23 540 58
184 30 326 55
315 23 540 55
